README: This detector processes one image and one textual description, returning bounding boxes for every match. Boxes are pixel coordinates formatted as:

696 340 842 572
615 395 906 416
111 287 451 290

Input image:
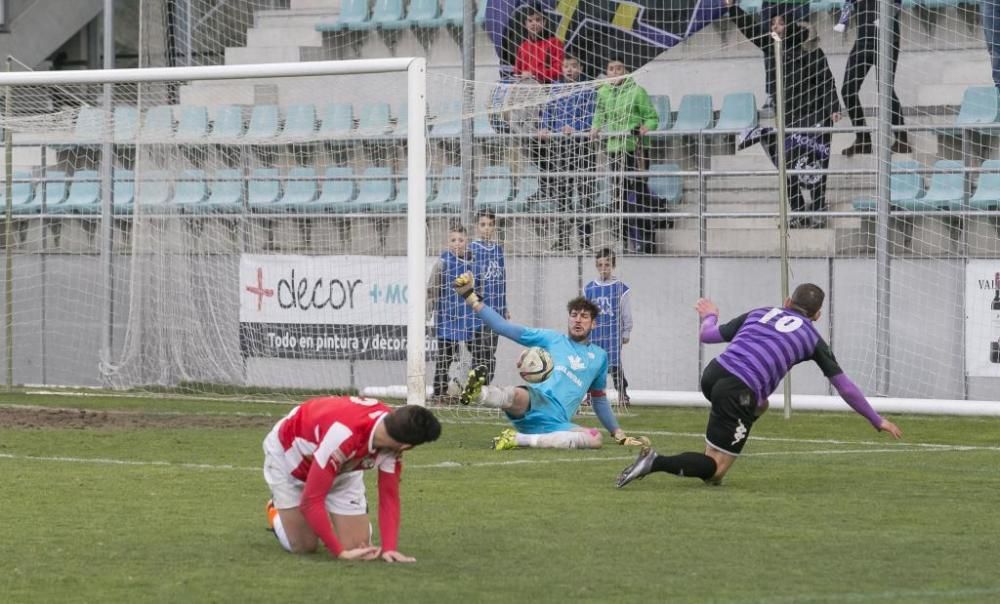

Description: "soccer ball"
517 347 553 383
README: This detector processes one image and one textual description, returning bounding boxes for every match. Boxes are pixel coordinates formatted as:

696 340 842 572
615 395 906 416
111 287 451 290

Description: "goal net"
0 0 997 411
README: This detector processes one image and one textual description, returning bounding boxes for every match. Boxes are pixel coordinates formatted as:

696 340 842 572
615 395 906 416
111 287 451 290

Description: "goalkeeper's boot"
265 499 278 531
615 447 657 488
459 365 488 406
491 428 517 451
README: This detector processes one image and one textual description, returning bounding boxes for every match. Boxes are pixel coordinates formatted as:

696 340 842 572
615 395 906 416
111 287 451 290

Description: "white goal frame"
0 58 428 405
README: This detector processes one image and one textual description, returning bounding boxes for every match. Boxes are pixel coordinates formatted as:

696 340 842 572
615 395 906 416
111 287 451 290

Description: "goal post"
0 57 428 403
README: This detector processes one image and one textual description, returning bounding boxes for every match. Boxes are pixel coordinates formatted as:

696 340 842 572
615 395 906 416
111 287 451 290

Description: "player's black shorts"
700 359 757 455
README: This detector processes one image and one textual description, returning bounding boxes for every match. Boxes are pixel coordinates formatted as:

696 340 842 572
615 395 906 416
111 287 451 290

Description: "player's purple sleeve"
699 315 724 344
477 305 526 342
590 395 620 435
830 373 883 428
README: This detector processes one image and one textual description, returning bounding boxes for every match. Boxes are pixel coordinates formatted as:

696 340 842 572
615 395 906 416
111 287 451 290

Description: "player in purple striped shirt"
616 283 902 488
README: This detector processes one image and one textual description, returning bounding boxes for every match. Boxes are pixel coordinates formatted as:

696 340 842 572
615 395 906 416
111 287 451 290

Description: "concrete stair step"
247 27 323 48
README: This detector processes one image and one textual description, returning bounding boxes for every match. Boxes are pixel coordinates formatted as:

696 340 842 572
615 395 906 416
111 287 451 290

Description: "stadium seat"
135 171 174 214
673 94 714 131
917 160 966 210
393 102 409 136
439 0 464 27
209 105 245 141
245 105 280 141
6 171 37 215
647 163 684 205
355 167 397 212
650 95 673 132
430 101 463 138
283 104 318 140
372 0 407 30
50 170 100 214
176 106 209 141
319 103 355 138
42 171 69 213
314 166 356 211
358 102 392 135
198 169 244 213
474 165 513 211
955 86 1000 127
407 0 442 28
141 106 175 141
271 167 318 212
853 160 925 211
712 92 758 131
171 169 209 212
475 0 487 26
248 168 282 211
74 106 106 143
740 0 765 13
114 106 139 142
426 166 462 213
511 169 552 213
113 170 135 215
474 113 498 137
970 160 1000 210
176 105 208 142
315 0 369 32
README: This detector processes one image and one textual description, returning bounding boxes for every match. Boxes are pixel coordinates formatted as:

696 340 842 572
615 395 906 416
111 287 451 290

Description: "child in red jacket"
514 7 563 83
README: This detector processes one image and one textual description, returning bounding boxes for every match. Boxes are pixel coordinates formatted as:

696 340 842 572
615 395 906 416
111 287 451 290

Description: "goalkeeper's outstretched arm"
453 272 527 343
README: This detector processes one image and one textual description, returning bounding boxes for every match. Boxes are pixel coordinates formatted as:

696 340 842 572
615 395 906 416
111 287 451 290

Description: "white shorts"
262 431 368 516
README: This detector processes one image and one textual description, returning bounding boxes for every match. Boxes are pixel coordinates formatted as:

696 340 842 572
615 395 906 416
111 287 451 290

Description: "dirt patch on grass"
0 405 276 430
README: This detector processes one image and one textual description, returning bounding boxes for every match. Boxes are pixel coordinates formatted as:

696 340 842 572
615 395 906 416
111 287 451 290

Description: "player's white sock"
479 385 516 409
517 430 600 449
271 512 292 552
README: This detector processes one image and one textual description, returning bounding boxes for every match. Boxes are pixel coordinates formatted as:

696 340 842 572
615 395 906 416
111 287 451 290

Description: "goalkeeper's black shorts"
700 360 758 455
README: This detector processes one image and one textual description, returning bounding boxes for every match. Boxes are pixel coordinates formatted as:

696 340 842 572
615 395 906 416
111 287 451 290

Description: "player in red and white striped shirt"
262 396 441 563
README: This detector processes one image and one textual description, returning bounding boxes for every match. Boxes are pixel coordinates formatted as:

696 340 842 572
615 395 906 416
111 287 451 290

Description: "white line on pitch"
0 443 991 473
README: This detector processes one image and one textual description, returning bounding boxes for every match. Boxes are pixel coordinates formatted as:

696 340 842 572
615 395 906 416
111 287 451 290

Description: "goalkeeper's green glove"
452 272 481 307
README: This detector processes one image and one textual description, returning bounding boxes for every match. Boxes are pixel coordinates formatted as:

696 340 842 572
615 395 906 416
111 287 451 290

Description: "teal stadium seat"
355 167 396 212
475 0 487 26
272 167 318 212
6 171 37 215
172 170 209 212
430 101 463 138
970 160 1000 210
42 171 69 213
114 106 139 142
74 106 106 143
113 170 135 215
918 160 966 210
650 95 672 131
955 86 1000 127
393 102 409 137
474 113 498 137
673 94 714 131
853 160 925 211
199 169 244 213
512 169 552 212
51 170 100 214
647 163 684 205
427 166 462 213
408 0 442 28
319 103 355 138
314 166 356 211
176 106 209 141
209 105 245 141
740 0 765 13
712 92 758 131
315 0 369 32
358 102 392 135
474 165 513 211
135 171 174 214
142 106 175 141
373 0 406 30
248 168 282 211
439 0 464 27
245 105 280 141
283 104 318 140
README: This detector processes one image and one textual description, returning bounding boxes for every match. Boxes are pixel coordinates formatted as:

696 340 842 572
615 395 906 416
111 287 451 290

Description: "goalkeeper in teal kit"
452 272 646 451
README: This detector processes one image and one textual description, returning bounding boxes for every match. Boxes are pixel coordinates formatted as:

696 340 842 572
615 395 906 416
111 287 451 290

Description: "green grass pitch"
2 392 999 603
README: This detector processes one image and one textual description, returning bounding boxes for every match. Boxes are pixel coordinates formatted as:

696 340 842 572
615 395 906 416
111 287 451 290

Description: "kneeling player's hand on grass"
339 546 381 561
879 419 902 439
381 550 416 563
453 272 481 307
